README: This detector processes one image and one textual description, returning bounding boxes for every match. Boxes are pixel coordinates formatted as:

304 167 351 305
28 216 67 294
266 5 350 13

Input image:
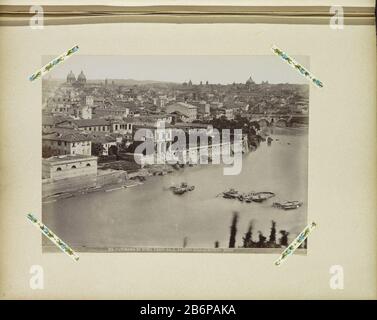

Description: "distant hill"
101 79 178 86
45 78 178 86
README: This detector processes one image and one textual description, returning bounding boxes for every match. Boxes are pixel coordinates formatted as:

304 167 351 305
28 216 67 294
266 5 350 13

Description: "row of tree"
218 211 307 249
208 115 265 149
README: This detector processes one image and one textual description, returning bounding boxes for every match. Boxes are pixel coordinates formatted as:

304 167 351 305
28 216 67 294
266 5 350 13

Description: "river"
42 127 308 251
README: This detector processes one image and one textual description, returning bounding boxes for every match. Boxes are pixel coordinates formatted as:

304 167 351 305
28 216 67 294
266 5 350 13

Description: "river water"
42 127 308 250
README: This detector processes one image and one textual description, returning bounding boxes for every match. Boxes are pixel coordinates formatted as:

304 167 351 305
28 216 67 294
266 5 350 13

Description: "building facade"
42 130 92 156
42 155 97 180
166 102 197 122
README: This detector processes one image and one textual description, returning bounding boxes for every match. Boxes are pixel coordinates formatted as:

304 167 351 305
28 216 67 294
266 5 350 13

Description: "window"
71 165 76 169
56 167 62 171
86 163 91 167
58 141 61 146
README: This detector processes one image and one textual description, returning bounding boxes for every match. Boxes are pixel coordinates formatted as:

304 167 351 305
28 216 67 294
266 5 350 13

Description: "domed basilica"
66 70 87 86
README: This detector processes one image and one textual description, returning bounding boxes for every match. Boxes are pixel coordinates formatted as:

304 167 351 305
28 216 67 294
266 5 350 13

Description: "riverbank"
42 163 189 203
42 126 308 250
42 126 307 203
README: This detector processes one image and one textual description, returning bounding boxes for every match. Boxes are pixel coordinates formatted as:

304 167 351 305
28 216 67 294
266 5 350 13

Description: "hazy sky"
44 55 309 84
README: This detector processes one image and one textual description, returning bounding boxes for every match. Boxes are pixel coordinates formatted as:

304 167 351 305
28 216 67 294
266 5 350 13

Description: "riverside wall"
42 170 128 198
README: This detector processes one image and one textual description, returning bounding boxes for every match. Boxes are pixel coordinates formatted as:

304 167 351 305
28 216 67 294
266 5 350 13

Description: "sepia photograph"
1 1 376 301
41 55 309 253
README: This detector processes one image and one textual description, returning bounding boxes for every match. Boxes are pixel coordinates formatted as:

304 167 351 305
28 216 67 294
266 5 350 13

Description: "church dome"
246 76 255 85
77 70 86 82
67 70 76 83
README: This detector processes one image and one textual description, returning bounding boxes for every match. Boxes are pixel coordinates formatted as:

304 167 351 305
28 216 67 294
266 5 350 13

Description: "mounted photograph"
41 55 309 253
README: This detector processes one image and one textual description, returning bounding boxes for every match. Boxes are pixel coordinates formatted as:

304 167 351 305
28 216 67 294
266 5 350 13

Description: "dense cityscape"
42 70 309 250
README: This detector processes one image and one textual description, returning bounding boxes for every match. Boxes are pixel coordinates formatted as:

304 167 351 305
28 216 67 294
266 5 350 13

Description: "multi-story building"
73 119 111 132
132 121 173 164
42 129 92 156
166 102 197 122
74 105 92 119
196 101 211 117
110 119 134 136
93 107 129 119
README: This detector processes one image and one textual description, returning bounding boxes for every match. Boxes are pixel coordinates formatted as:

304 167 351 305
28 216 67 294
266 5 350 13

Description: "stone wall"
42 169 127 198
42 174 97 197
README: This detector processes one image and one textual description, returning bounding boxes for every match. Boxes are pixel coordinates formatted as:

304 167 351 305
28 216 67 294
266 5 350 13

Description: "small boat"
273 201 303 210
249 192 275 202
244 195 253 203
173 188 186 195
170 182 195 195
187 185 195 191
222 188 240 199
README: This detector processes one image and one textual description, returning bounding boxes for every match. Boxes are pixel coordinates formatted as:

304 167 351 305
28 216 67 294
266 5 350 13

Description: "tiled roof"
42 115 71 126
73 119 110 127
169 110 189 117
166 102 197 109
86 132 117 144
42 129 91 142
172 123 211 129
111 118 135 124
133 122 172 129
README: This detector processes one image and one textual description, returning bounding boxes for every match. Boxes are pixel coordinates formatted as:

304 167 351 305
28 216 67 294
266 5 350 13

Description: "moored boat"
273 201 303 210
173 188 186 195
222 188 240 199
249 192 275 202
170 182 195 195
221 189 275 202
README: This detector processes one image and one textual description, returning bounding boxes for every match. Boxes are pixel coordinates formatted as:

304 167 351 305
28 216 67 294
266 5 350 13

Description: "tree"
108 145 118 156
92 143 104 156
279 230 290 247
242 222 254 248
257 231 267 248
249 121 260 131
268 220 277 246
228 211 239 248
